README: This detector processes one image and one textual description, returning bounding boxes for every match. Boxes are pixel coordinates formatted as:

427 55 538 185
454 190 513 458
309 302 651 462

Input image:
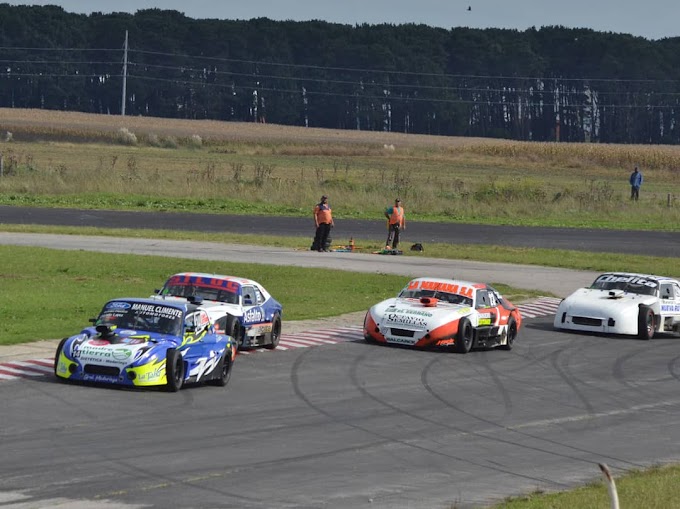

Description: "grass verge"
0 244 543 345
491 464 680 509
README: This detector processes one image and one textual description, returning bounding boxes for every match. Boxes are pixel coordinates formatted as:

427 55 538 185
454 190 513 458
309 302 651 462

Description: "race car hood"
561 288 656 317
67 329 178 369
370 297 473 330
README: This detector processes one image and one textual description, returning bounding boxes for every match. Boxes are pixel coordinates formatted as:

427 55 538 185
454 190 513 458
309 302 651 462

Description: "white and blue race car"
554 272 680 340
54 297 237 391
152 272 283 350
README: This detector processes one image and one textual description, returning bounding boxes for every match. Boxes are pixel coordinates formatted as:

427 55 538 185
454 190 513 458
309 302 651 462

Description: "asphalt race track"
1 213 679 509
2 316 680 509
2 205 680 257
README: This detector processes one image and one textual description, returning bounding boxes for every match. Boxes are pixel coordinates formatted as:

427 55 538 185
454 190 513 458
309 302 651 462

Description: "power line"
2 45 676 84
127 61 680 98
126 74 680 109
0 46 121 52
129 48 680 84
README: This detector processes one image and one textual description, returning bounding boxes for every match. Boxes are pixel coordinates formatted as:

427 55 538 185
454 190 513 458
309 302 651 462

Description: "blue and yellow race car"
54 297 236 391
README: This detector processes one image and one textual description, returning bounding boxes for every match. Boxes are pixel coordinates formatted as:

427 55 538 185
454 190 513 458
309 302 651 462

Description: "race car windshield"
399 288 473 307
97 304 184 335
590 274 658 296
162 284 239 304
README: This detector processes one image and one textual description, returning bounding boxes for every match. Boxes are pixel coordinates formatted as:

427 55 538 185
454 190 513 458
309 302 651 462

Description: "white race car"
554 272 680 340
152 272 283 350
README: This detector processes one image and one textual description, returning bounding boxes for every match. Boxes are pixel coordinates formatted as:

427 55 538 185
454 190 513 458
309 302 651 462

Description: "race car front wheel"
227 318 244 349
166 349 185 392
637 305 655 341
207 354 232 387
455 317 474 354
265 314 282 350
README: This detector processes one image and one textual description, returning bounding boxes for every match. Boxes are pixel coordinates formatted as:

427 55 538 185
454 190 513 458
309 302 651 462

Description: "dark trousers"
313 223 332 251
631 186 640 200
386 224 401 250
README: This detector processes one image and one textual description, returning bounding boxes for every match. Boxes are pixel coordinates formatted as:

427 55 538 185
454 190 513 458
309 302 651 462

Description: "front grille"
390 328 415 337
572 316 603 326
84 365 120 377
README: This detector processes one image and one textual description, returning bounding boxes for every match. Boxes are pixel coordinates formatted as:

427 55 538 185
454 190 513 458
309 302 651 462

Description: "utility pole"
121 30 128 116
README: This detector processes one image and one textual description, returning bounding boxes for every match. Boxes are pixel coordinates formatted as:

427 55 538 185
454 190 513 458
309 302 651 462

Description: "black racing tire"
499 316 518 351
637 305 655 340
226 317 244 349
265 314 282 350
54 337 69 380
207 353 232 387
455 317 474 354
166 349 185 392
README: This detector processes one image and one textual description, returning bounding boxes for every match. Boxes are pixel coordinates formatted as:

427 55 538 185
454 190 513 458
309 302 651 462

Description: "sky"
8 1 680 41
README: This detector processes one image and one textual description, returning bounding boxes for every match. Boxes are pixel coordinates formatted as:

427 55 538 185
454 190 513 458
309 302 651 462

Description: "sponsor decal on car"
478 312 492 326
386 336 418 345
595 274 658 288
106 301 132 310
407 279 475 298
130 303 183 318
247 323 273 335
111 348 132 361
243 307 264 324
385 312 428 327
74 346 113 359
129 358 166 385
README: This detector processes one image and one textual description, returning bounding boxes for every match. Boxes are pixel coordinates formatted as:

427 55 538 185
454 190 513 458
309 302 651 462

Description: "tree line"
1 4 679 144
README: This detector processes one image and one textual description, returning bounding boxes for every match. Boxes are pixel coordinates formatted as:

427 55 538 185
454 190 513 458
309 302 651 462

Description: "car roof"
165 272 261 286
408 277 487 289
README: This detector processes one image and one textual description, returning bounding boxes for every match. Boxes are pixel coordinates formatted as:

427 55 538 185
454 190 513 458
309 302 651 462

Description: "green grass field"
1 108 680 231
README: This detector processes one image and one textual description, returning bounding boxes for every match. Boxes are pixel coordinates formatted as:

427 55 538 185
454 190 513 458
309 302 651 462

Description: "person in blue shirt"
629 166 643 201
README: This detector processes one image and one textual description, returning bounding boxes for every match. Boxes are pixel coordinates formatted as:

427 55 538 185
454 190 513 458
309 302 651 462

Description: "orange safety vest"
314 203 333 224
387 206 404 226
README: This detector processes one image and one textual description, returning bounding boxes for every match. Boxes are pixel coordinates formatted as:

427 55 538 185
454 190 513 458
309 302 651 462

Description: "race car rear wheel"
637 305 655 340
207 354 232 387
499 317 517 351
265 314 282 350
455 317 474 354
166 349 185 392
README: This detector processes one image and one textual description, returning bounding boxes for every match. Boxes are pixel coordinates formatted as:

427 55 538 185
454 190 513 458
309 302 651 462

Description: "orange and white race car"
363 277 522 353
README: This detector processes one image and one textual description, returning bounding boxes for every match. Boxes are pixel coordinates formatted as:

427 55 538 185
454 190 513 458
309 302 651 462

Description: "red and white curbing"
0 298 561 381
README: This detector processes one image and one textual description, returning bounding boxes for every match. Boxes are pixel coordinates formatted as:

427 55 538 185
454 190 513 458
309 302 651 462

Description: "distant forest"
1 4 680 144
